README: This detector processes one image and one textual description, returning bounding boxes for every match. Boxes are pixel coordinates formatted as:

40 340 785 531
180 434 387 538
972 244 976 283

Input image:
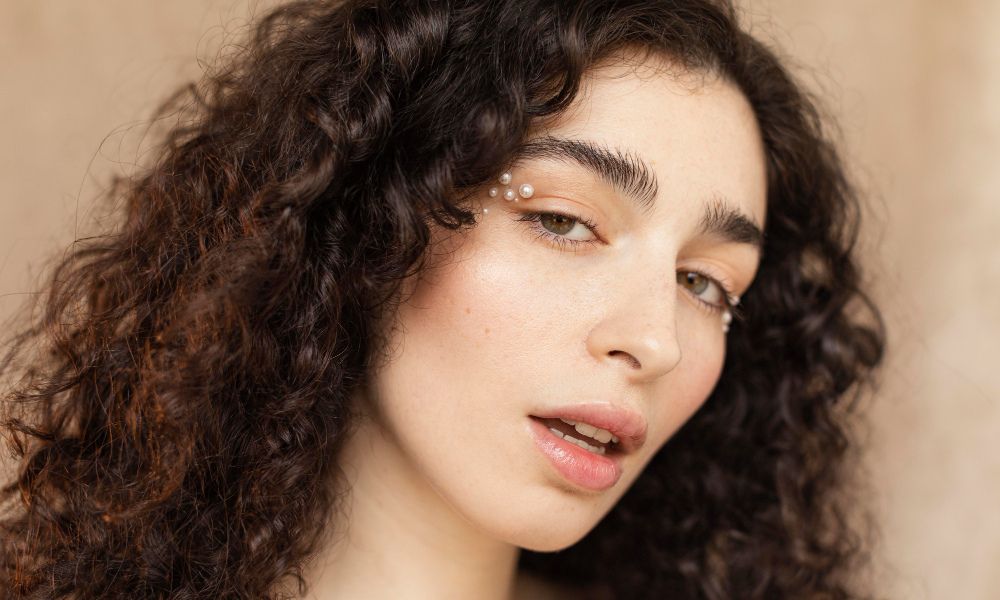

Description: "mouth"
528 403 647 455
529 416 624 457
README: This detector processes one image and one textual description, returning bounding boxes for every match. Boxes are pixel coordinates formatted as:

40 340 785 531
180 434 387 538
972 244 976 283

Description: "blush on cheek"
666 332 727 423
650 379 718 454
697 353 727 409
678 318 728 383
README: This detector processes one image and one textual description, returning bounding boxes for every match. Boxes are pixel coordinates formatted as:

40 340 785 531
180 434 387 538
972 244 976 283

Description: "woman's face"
358 56 766 551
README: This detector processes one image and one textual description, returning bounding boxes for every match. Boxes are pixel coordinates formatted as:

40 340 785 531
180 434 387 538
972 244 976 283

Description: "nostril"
609 350 641 370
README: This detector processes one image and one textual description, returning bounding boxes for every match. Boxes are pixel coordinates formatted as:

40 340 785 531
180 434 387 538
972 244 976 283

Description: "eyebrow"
516 135 765 251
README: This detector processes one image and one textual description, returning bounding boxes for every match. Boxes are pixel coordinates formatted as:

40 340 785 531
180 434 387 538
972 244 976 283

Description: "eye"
515 211 602 251
677 270 734 315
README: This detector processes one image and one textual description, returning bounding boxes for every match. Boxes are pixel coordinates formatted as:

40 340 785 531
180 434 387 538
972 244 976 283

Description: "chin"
511 513 603 552
517 533 586 553
458 485 619 552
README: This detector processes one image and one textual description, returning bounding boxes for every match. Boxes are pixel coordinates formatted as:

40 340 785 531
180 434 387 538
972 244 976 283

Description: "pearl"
488 187 499 197
498 171 512 185
503 188 516 201
518 183 534 198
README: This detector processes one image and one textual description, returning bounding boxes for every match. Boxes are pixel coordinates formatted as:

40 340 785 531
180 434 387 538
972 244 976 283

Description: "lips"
526 417 623 491
529 402 647 455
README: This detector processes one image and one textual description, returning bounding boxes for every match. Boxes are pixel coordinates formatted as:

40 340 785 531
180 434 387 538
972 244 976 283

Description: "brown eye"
538 213 576 236
516 211 602 247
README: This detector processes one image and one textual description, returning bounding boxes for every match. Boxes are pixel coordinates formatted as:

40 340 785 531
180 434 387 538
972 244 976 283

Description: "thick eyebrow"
699 195 765 251
517 135 659 214
515 134 764 251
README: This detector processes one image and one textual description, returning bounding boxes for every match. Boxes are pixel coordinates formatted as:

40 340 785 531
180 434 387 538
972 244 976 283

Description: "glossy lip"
530 402 648 455
527 416 623 492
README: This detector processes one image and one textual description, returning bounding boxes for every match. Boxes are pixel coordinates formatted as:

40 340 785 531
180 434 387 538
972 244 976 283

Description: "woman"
0 0 885 598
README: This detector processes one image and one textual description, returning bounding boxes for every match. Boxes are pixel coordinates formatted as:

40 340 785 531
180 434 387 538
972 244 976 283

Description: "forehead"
530 53 768 233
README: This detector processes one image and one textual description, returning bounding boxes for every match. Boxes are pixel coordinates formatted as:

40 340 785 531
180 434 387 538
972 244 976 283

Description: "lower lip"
527 417 623 492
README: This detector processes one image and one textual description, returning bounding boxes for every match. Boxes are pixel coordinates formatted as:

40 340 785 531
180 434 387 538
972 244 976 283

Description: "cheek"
394 233 535 377
370 228 542 473
649 322 728 442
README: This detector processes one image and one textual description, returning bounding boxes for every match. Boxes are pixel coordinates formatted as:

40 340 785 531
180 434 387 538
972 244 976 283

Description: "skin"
298 53 767 599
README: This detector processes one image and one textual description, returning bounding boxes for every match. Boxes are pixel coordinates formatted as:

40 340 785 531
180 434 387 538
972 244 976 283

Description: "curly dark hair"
0 0 885 598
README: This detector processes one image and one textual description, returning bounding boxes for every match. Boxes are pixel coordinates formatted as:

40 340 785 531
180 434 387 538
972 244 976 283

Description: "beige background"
1 2 998 598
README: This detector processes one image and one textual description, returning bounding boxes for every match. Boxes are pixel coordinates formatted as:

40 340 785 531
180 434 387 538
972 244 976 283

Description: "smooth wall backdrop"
2 2 998 598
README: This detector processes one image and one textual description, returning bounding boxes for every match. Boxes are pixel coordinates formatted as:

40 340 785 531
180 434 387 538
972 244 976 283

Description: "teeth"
549 427 606 455
574 421 598 438
559 418 617 445
590 428 613 444
563 433 606 455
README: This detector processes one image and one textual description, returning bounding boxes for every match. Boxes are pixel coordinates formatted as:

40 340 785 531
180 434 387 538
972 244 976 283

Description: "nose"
585 273 683 382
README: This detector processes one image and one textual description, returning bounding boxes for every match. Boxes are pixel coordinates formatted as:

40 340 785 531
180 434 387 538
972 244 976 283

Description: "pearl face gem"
490 171 533 202
721 310 733 333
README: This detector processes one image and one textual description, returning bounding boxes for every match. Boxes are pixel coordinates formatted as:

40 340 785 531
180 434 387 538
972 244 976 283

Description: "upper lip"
531 402 648 454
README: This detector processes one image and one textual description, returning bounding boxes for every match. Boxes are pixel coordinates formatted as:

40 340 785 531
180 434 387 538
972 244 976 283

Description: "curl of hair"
1 0 885 598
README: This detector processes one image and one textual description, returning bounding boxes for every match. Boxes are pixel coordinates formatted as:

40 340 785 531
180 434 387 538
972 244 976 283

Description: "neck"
298 413 522 600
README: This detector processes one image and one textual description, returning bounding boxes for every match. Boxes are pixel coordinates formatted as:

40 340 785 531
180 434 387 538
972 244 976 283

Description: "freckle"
465 307 471 314
484 327 490 335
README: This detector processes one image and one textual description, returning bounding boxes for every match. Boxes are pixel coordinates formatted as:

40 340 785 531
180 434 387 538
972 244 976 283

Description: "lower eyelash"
686 283 730 316
516 211 738 315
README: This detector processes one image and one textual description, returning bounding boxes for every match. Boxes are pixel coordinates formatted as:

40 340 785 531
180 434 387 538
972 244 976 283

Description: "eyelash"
515 210 739 316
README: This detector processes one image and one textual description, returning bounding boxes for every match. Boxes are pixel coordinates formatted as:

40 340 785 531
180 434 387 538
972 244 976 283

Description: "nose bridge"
585 258 683 380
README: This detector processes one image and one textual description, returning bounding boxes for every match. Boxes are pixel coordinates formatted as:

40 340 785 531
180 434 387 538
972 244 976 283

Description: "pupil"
542 214 573 235
680 272 708 294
